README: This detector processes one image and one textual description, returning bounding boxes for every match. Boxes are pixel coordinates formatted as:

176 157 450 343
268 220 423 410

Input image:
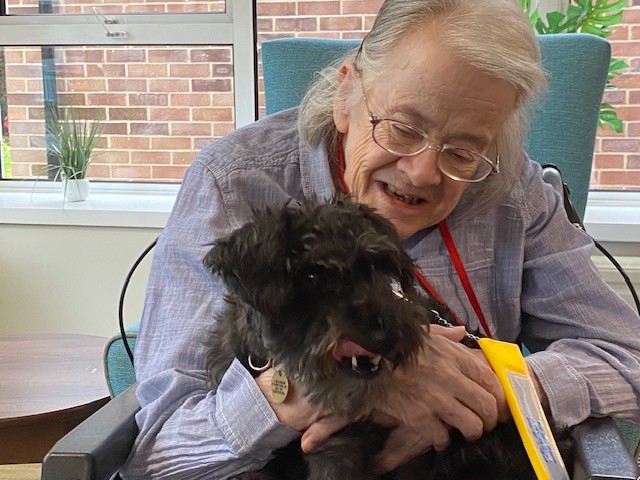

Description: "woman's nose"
396 148 442 187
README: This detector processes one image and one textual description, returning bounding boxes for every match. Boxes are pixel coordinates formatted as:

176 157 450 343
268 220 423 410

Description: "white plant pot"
64 178 91 202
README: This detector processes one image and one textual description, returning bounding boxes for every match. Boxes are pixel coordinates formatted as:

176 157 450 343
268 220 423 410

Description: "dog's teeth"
371 354 382 366
351 356 358 370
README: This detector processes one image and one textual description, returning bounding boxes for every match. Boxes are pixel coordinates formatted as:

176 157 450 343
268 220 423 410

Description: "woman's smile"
384 183 426 206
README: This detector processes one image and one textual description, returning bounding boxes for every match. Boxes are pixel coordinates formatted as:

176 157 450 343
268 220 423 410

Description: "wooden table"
0 334 110 464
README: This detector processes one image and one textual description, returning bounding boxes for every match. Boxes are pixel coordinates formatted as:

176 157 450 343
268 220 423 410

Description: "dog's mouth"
332 339 383 379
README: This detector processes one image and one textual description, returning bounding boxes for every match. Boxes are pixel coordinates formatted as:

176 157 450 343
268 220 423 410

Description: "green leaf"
517 0 540 28
520 0 627 135
580 23 608 36
575 0 626 37
516 0 531 13
534 17 550 34
528 8 540 28
573 0 592 18
45 106 103 180
563 5 585 32
607 57 629 83
600 115 624 134
610 58 629 73
545 11 569 33
589 11 623 27
594 0 627 13
599 103 624 133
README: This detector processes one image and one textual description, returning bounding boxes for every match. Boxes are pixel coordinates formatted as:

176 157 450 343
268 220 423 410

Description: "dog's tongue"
332 339 375 361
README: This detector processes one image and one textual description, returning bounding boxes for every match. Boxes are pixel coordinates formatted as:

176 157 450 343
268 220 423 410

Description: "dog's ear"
203 234 247 294
352 203 417 289
203 205 296 315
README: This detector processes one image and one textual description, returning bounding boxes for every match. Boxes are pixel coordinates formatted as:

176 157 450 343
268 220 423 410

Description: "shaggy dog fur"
203 195 571 480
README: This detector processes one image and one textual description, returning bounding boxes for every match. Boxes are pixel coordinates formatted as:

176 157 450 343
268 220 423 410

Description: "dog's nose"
368 321 397 354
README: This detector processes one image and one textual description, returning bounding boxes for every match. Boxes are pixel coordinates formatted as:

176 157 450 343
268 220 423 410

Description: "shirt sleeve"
121 157 299 479
518 162 640 428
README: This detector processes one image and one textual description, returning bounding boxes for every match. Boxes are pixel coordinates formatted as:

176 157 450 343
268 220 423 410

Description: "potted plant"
46 107 102 202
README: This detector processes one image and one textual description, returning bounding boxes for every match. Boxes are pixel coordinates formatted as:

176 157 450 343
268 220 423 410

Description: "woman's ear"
333 60 357 134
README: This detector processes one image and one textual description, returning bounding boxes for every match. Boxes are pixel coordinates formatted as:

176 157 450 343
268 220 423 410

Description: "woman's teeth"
385 184 421 205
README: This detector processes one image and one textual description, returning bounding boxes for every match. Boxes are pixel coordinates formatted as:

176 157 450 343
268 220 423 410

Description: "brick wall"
4 45 234 181
257 0 640 191
2 0 639 189
593 2 640 189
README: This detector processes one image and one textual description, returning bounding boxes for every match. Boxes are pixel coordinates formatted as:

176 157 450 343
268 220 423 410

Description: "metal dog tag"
271 370 289 404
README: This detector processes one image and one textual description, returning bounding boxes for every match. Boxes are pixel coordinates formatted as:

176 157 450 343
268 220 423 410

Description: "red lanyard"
336 134 493 338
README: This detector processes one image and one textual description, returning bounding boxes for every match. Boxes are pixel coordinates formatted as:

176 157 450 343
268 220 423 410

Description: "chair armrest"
572 416 640 480
41 387 638 480
41 384 140 480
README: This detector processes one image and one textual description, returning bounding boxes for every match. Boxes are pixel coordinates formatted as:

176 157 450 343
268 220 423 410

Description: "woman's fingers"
428 323 467 342
257 326 511 473
369 334 510 473
398 335 505 434
373 415 451 473
255 368 323 432
429 325 509 424
301 415 351 453
467 348 511 423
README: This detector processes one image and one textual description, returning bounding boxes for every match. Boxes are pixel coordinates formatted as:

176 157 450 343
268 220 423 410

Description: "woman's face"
333 30 518 239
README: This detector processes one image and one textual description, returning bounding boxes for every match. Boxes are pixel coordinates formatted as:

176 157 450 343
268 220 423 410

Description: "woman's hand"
371 324 510 473
255 368 351 434
299 325 510 472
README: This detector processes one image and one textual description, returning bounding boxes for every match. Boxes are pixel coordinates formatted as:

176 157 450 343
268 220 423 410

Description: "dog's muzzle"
332 339 384 379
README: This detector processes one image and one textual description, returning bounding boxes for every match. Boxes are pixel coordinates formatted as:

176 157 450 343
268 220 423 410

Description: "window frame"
1 182 638 247
0 0 258 182
0 0 638 243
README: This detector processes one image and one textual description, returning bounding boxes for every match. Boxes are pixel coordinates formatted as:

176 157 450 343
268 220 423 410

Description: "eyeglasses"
357 71 499 183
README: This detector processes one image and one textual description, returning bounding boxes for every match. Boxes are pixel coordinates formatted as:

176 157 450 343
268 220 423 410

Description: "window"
0 0 256 183
0 0 637 236
254 0 640 193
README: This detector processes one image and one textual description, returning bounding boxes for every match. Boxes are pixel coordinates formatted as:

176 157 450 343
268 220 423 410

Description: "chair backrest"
105 332 138 397
261 34 611 220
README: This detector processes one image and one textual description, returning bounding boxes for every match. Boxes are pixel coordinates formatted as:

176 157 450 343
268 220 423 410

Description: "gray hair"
298 0 547 217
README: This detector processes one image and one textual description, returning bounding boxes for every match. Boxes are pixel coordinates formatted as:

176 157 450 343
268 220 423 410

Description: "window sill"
0 184 639 242
0 181 178 228
584 191 640 243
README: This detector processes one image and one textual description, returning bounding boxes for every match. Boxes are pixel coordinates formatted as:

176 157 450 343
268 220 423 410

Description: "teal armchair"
105 33 611 402
42 34 640 480
262 33 609 219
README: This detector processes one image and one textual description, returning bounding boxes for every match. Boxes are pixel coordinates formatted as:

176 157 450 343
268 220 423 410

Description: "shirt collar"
300 137 336 202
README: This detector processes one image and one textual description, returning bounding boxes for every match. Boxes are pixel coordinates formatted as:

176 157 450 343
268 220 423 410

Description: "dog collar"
242 354 271 378
241 355 290 403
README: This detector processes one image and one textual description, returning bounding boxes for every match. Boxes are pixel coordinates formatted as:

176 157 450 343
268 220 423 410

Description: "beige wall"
0 223 160 338
1 224 638 338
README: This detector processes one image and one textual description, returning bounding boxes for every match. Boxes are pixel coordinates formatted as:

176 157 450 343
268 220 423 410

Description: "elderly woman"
121 0 640 478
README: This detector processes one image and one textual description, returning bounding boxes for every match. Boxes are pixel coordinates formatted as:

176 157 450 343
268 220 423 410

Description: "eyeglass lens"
372 119 493 182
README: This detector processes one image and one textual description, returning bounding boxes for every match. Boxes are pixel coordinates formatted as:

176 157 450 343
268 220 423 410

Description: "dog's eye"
300 264 339 287
302 267 328 286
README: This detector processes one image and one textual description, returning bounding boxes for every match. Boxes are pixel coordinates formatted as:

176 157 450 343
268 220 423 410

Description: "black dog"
203 195 570 480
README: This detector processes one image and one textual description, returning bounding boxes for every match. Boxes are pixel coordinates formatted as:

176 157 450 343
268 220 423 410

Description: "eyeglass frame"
352 49 500 183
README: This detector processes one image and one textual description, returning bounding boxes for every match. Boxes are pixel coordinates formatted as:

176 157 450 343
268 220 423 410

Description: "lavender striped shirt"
121 108 640 479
